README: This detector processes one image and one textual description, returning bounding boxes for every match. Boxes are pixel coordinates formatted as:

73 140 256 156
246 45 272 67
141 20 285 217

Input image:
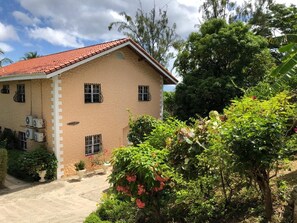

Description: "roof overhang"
0 41 178 84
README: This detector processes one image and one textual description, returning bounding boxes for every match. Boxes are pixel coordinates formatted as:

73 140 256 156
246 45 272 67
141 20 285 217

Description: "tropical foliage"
174 19 274 120
108 3 180 66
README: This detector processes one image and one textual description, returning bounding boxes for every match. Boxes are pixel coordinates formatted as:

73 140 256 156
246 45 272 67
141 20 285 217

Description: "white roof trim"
0 41 177 84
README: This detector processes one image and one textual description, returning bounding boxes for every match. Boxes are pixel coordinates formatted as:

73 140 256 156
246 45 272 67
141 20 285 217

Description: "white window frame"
84 83 102 103
85 134 102 155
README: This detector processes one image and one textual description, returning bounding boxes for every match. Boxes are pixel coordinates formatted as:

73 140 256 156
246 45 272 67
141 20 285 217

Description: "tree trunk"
256 172 273 221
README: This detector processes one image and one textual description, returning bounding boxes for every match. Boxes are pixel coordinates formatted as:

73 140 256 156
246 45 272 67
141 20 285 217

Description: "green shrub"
7 149 33 181
74 160 85 171
145 118 185 150
86 193 136 223
128 115 159 146
18 147 58 180
0 148 8 186
84 212 110 223
0 129 19 150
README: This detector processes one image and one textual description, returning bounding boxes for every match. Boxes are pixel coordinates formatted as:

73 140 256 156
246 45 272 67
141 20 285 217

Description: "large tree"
174 19 274 120
108 3 180 67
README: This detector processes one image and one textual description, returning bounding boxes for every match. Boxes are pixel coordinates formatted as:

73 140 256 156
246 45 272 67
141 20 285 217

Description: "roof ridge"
38 37 130 58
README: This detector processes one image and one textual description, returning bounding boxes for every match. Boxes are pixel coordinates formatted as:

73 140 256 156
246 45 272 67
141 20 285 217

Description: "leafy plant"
0 148 8 186
74 160 85 171
92 193 136 223
220 92 297 220
18 147 58 180
128 115 159 146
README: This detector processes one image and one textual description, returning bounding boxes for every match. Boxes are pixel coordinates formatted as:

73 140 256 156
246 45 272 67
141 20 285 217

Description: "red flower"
136 199 145 208
152 182 165 192
137 184 146 195
126 175 137 182
155 175 167 182
251 96 257 100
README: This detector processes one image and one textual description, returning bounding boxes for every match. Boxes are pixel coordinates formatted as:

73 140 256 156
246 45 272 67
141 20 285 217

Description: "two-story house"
0 38 177 178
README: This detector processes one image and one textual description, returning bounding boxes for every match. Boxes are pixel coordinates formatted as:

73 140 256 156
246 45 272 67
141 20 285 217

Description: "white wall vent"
33 118 44 128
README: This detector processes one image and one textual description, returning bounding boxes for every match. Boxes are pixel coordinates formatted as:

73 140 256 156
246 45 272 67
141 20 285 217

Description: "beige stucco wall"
0 79 53 150
60 47 162 175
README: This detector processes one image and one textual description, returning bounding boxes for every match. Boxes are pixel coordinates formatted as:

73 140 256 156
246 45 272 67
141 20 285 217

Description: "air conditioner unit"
25 115 34 126
33 118 44 128
25 128 35 140
34 132 44 142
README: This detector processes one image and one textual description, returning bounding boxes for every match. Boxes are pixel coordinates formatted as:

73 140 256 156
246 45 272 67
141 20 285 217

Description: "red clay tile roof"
0 38 177 84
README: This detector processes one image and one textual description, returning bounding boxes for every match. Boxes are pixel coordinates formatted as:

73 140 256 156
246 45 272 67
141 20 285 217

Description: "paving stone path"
0 172 109 223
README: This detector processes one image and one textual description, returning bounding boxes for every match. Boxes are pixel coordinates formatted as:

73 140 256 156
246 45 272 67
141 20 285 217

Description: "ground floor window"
18 132 27 150
85 134 102 155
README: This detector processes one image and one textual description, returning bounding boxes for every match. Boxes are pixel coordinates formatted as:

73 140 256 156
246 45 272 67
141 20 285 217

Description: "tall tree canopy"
174 19 274 120
108 4 180 67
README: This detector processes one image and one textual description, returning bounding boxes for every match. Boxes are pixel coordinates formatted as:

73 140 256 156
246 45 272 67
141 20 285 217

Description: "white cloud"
0 42 14 52
12 11 40 25
0 22 19 41
28 27 84 48
17 0 199 42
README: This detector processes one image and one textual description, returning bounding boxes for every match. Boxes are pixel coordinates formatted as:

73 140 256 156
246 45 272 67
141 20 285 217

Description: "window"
138 85 151 101
14 84 25 103
19 132 27 150
84 83 103 103
85 134 102 155
1 84 9 94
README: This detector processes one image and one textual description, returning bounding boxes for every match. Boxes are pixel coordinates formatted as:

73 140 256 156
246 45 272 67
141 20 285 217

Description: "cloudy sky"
0 0 296 64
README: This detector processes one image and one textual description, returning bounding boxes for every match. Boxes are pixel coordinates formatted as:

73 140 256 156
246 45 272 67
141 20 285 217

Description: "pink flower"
137 184 146 195
136 199 145 208
294 128 297 133
126 175 137 182
116 185 130 195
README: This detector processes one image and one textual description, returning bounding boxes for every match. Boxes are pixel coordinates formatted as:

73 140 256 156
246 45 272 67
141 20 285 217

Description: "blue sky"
0 0 199 63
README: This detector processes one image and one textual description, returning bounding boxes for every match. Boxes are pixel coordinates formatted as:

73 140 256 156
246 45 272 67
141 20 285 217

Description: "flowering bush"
88 149 111 168
110 144 174 222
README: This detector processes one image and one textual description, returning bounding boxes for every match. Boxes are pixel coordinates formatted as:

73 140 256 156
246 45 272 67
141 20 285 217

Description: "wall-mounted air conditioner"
33 118 44 128
25 116 34 126
34 132 44 142
25 128 35 140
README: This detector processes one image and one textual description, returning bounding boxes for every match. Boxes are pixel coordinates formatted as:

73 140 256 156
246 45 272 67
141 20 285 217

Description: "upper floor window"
19 132 27 150
84 83 103 103
85 134 102 155
1 84 9 94
14 84 25 103
138 85 151 101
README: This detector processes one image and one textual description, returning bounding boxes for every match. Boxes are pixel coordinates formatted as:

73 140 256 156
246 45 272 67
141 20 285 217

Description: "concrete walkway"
0 171 110 223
